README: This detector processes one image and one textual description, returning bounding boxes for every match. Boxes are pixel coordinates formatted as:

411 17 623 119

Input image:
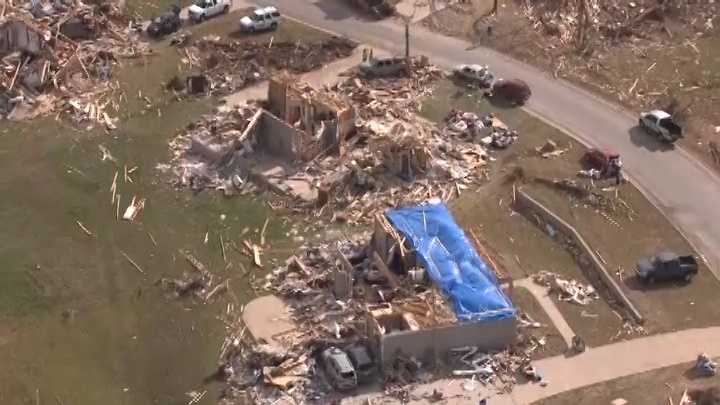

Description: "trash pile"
0 0 149 127
168 61 523 225
532 271 599 306
443 109 519 149
175 35 357 96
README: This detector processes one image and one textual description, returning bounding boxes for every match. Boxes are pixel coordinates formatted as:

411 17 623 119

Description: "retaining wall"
514 190 643 324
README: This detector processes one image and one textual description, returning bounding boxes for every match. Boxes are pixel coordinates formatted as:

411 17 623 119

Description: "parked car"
453 64 495 88
147 5 181 39
346 344 376 384
636 251 698 284
638 110 683 143
239 6 281 32
320 347 358 391
188 0 231 23
492 78 531 105
359 56 407 77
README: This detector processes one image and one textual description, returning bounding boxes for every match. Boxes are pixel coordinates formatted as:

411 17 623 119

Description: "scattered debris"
695 353 718 377
532 271 598 305
120 250 145 274
122 196 146 222
76 220 94 237
443 109 519 149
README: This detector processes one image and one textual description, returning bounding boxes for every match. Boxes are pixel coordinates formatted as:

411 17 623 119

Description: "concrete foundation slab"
249 160 318 202
242 295 296 344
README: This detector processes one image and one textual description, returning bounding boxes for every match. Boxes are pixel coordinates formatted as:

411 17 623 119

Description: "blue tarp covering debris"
386 202 516 322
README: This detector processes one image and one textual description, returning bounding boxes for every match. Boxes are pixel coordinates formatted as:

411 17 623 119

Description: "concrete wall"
257 111 300 161
514 190 643 323
379 317 517 367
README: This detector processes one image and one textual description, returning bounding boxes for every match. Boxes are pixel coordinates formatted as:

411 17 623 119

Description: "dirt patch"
422 0 720 172
424 79 720 346
509 286 568 359
534 361 720 405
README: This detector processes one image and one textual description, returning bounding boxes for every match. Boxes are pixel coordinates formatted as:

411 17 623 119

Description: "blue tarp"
386 202 516 322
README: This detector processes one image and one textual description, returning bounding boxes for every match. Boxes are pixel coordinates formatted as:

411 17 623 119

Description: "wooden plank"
372 251 399 289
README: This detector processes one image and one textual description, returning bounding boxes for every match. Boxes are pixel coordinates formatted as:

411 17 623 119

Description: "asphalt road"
230 0 720 273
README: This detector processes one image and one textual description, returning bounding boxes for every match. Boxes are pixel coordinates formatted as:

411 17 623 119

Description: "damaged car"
320 346 358 391
453 64 495 88
147 6 182 39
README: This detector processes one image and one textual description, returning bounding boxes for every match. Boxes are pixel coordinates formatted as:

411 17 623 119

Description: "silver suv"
320 347 358 390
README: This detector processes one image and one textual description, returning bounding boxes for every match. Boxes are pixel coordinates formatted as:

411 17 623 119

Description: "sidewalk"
515 278 576 348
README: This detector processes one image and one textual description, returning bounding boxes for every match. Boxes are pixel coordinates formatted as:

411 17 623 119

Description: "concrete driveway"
223 0 720 279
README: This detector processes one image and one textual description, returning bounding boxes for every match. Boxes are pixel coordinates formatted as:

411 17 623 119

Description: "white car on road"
239 6 281 32
188 0 231 23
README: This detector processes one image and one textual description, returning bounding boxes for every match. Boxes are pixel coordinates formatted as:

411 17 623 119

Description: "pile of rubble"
443 109 519 149
215 237 545 404
521 0 718 47
0 0 149 127
174 35 357 96
166 104 260 193
168 62 524 225
532 271 599 306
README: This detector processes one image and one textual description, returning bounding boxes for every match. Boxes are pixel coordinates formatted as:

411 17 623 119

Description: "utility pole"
492 0 499 15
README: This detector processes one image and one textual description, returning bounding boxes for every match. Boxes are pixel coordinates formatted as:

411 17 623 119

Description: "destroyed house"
367 202 516 367
258 75 355 161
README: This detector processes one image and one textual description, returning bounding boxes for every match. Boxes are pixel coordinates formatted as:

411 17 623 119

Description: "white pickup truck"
639 110 683 144
188 0 231 23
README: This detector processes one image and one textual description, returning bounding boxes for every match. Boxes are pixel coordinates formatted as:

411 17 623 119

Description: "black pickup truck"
636 251 698 283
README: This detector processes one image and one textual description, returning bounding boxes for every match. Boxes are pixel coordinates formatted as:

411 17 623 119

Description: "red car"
581 148 621 176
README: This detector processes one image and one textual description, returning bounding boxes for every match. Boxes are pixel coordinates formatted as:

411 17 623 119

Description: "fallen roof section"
386 201 516 322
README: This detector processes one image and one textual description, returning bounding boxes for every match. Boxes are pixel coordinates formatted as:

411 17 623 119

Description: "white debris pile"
443 109 519 149
165 104 261 194
532 271 598 305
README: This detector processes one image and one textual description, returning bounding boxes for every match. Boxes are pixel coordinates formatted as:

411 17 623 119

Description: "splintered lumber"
205 279 229 302
287 255 310 277
181 250 209 275
110 170 118 204
220 234 227 263
372 251 399 289
76 220 94 237
260 217 269 246
120 250 145 274
122 196 146 221
252 244 263 268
